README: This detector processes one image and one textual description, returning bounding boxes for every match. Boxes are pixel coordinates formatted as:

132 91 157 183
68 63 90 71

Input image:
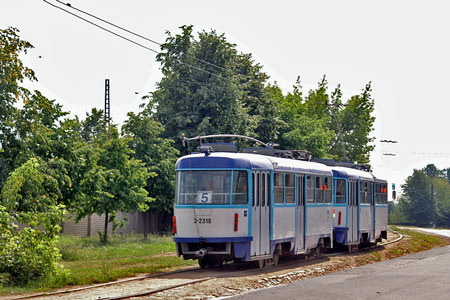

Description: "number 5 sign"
197 191 212 204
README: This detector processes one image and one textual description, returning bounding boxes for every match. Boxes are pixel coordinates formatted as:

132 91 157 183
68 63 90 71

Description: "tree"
122 112 178 236
423 164 442 179
80 108 105 142
73 127 153 244
0 27 36 187
329 82 375 163
432 177 450 227
0 158 66 286
399 169 432 226
148 25 277 153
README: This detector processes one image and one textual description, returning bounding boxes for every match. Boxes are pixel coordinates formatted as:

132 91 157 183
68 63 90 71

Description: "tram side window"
324 177 332 203
232 171 248 204
335 179 346 204
316 177 324 203
175 172 180 204
376 184 381 204
382 184 387 204
285 173 295 203
360 181 365 204
306 175 315 203
274 172 284 203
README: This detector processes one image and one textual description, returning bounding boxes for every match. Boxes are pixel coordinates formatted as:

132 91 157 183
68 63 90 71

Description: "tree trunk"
143 211 148 240
103 210 109 245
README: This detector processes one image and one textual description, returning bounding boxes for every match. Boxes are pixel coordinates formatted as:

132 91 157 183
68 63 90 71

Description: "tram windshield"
176 170 248 205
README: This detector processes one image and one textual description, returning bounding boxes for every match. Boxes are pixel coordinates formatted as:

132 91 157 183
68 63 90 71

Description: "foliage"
0 158 67 287
148 25 279 154
269 76 375 162
122 112 178 213
72 127 153 244
0 27 36 187
391 164 450 227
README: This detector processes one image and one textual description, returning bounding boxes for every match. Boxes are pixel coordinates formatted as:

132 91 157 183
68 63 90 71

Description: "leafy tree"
122 112 178 211
399 169 432 226
148 25 278 153
0 27 36 187
73 127 153 244
0 158 67 286
81 108 105 142
329 82 375 163
432 177 450 227
122 112 178 235
423 163 442 179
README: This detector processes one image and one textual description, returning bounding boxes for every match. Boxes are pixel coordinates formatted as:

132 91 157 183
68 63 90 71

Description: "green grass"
1 234 195 296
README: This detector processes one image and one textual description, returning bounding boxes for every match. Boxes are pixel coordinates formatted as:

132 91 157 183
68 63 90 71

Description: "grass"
362 226 450 264
1 233 196 296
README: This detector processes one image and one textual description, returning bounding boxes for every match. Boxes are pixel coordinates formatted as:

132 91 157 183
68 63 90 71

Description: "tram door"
296 174 305 253
251 171 270 256
371 182 376 241
348 181 359 244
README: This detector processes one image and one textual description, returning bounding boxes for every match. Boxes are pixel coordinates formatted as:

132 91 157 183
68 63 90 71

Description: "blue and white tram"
172 150 388 267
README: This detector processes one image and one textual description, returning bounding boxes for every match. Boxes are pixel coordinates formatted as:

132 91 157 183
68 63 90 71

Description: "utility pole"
104 79 110 126
431 183 435 227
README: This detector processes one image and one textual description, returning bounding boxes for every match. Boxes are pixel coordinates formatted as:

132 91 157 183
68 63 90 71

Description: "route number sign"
197 191 212 204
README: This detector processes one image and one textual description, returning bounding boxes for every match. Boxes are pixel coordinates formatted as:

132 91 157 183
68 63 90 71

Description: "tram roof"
176 152 333 176
331 166 374 181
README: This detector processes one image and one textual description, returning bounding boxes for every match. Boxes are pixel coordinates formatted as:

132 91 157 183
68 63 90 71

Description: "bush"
0 159 67 287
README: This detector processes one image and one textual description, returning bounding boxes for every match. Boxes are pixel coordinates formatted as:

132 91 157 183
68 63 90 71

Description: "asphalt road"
231 245 450 300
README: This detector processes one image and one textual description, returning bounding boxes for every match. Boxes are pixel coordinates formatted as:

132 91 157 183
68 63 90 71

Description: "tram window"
376 184 380 204
285 173 295 203
306 175 314 203
364 182 369 204
232 171 248 204
266 173 271 207
274 172 284 203
360 182 365 204
324 177 332 203
252 175 255 207
298 175 304 206
316 177 324 203
175 172 180 204
179 171 231 204
261 174 266 207
335 179 346 204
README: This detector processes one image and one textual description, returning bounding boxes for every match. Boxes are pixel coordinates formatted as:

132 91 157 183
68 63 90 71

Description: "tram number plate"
197 191 212 204
194 217 212 224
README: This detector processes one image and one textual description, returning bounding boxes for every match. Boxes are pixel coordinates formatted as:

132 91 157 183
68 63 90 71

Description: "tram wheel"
198 258 207 269
272 251 280 266
255 259 266 269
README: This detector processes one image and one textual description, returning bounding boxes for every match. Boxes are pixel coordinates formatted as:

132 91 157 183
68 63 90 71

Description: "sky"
2 0 450 196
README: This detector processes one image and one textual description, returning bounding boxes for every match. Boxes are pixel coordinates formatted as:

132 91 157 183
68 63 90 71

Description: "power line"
42 0 224 79
55 0 230 74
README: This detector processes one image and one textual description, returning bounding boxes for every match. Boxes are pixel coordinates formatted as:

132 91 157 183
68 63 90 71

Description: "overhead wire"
42 0 224 79
54 0 230 74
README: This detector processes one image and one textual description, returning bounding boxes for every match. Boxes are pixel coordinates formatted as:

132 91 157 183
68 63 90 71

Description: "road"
231 244 450 300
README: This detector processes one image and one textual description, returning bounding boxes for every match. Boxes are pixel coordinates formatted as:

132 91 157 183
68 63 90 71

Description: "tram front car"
173 152 268 268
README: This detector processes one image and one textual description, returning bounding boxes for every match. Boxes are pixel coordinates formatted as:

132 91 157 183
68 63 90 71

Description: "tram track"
7 229 402 300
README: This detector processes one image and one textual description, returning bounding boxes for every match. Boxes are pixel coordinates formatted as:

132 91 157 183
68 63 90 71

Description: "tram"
172 135 388 268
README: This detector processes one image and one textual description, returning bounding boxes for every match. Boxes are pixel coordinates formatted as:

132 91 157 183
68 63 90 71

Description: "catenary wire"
54 0 230 73
42 0 224 79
